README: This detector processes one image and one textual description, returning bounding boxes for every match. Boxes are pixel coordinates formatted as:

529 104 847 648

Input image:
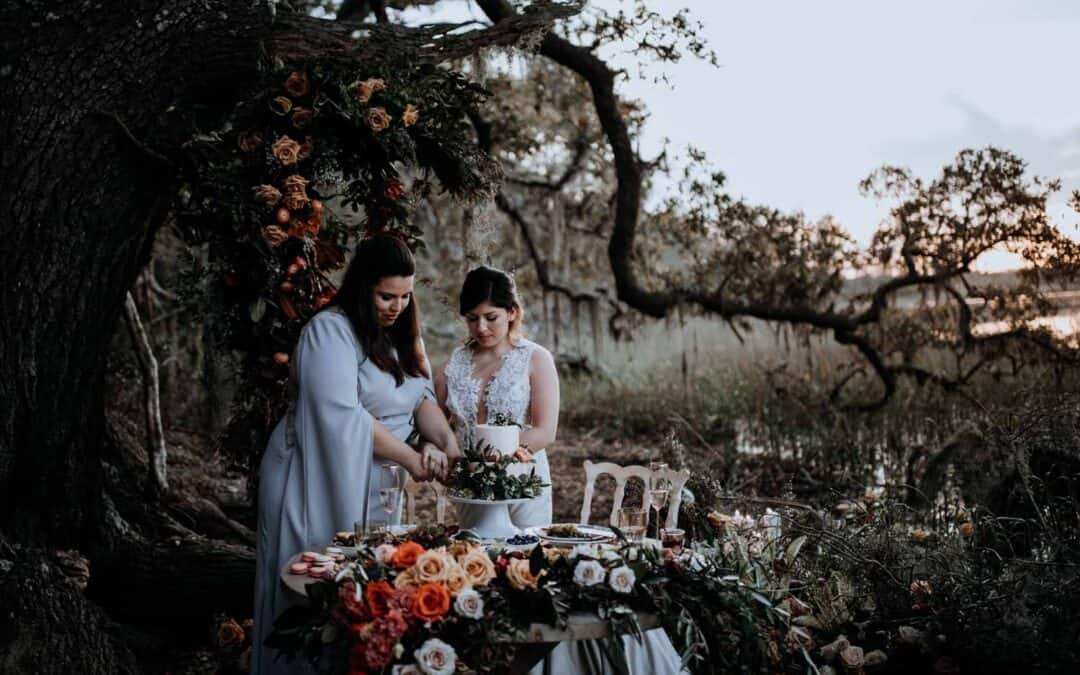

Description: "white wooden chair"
580 460 691 530
402 476 448 526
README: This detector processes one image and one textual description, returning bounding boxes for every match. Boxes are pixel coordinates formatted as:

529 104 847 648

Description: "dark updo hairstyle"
327 233 427 384
459 266 524 344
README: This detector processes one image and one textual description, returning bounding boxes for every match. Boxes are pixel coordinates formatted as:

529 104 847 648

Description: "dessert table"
279 541 664 674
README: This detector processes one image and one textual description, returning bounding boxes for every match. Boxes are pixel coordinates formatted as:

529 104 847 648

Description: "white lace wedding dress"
444 338 685 674
444 337 553 528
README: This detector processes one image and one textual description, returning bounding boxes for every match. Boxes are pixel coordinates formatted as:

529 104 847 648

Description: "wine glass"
618 507 647 544
380 463 404 534
379 485 402 530
647 462 670 539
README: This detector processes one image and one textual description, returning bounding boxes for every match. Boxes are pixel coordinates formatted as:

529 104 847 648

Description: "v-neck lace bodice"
445 339 536 444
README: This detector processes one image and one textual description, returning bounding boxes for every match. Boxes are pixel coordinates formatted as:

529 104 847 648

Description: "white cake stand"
447 495 540 539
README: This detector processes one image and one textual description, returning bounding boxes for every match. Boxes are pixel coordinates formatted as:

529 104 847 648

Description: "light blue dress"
253 309 434 674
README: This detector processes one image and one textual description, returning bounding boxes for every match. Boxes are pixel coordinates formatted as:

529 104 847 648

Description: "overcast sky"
397 0 1080 270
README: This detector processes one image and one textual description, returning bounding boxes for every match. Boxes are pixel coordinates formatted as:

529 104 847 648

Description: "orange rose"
365 580 396 617
366 107 392 132
413 583 450 622
391 541 425 569
459 548 496 588
271 135 301 165
402 103 419 127
284 71 310 98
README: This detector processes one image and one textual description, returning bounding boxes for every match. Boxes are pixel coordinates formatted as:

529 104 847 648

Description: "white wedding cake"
474 423 530 477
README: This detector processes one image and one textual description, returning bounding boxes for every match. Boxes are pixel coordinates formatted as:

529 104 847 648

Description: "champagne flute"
648 462 670 539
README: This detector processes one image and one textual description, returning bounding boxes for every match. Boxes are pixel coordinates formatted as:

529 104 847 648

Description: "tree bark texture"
0 0 269 546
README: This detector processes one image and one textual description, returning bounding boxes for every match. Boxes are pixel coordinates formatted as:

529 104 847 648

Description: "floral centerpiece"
267 525 795 674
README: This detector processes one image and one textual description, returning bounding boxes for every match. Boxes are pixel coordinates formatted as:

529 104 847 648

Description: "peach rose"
392 541 425 569
252 184 282 205
271 135 301 165
441 561 470 596
282 189 309 211
353 77 386 103
291 107 313 130
505 558 542 590
261 225 287 247
269 95 292 116
402 103 419 127
237 129 263 152
298 137 315 161
284 71 310 98
414 548 450 584
366 106 392 132
393 566 418 589
282 174 309 193
215 617 245 647
449 540 479 559
459 548 496 588
413 583 450 622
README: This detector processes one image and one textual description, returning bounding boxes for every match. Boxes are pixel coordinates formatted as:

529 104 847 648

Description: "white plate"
530 524 615 544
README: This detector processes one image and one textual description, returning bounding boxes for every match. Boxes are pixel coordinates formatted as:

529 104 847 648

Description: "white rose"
374 543 397 565
414 638 456 675
573 560 606 587
454 588 485 620
600 548 623 563
569 544 598 560
608 565 636 594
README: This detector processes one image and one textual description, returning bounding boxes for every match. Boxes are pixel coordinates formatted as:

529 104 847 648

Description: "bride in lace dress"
435 266 556 528
436 266 685 674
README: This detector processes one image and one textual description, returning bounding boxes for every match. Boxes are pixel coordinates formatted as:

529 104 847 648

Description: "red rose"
339 581 367 618
365 580 395 618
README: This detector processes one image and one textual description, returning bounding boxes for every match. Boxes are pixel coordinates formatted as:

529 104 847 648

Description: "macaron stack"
289 551 336 577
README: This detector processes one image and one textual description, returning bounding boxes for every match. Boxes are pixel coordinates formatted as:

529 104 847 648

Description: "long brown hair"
326 234 427 385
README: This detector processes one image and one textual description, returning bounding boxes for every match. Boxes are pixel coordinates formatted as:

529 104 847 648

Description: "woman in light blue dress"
253 234 460 674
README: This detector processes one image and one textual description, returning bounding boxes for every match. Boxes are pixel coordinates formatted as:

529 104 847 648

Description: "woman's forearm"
415 399 459 454
371 416 423 473
519 426 556 452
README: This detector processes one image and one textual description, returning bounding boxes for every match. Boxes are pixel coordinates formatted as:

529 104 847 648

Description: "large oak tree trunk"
0 1 268 669
0 0 267 546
